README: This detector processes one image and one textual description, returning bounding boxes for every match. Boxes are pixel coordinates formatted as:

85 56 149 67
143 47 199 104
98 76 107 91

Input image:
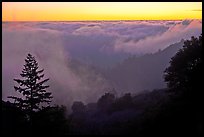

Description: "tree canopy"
164 34 202 96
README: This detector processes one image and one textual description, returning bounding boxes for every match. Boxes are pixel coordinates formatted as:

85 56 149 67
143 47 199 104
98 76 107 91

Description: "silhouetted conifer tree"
8 53 52 113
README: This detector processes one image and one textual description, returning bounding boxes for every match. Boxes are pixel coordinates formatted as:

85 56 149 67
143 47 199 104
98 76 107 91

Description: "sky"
2 2 202 21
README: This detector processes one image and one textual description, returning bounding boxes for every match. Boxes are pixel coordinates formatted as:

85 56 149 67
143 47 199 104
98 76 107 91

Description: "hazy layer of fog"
2 20 202 108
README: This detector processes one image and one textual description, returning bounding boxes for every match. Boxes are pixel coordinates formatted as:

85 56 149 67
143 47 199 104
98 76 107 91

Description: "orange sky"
2 2 202 21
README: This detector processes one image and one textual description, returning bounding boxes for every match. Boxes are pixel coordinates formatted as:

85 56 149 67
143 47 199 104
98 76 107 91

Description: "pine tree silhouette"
8 53 52 113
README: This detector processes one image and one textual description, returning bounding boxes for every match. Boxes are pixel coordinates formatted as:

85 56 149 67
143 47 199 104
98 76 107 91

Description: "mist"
114 20 202 54
2 20 202 108
2 24 110 109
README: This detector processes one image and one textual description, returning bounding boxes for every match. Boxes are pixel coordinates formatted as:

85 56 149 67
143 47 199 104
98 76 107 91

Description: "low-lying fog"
2 20 202 108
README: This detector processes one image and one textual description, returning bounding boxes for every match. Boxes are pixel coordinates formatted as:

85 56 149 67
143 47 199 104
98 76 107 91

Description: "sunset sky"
2 2 202 21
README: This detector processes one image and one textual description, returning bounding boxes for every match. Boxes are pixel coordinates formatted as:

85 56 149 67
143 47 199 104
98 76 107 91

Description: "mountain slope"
105 39 185 93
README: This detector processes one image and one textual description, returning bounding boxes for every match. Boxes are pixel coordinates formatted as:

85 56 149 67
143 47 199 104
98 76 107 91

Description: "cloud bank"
2 20 202 108
2 25 110 109
113 20 202 54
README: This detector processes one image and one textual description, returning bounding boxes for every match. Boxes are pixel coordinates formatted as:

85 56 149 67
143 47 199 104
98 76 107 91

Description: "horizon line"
2 19 202 22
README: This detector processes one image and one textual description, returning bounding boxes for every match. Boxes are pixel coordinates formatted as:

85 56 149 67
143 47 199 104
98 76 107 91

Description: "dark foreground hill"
68 88 202 136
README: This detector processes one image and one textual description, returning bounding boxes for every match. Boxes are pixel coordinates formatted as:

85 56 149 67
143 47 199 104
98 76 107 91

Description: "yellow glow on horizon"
2 2 202 21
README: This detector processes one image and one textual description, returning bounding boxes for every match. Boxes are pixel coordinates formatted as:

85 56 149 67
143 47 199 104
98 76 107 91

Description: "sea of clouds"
2 20 202 108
